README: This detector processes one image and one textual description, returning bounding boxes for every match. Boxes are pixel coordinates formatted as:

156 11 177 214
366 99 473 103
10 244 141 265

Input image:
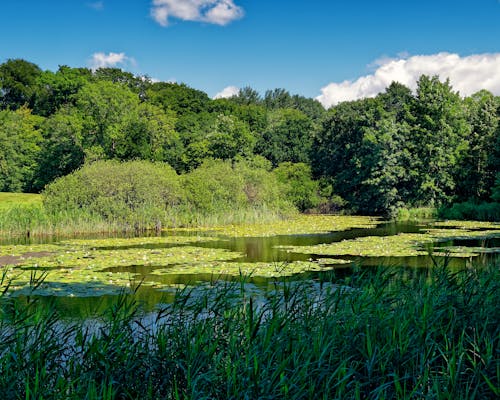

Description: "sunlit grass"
0 192 42 210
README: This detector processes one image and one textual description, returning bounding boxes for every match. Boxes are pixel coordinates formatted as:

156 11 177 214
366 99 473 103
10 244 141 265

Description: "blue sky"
1 1 499 106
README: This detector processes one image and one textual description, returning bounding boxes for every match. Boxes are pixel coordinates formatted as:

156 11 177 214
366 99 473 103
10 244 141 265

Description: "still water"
2 220 499 317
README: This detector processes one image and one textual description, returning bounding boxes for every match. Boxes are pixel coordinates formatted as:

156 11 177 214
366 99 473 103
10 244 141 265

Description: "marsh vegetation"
1 263 499 399
1 59 499 399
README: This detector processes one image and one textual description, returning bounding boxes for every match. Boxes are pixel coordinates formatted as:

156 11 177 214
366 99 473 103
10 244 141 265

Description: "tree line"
1 59 499 217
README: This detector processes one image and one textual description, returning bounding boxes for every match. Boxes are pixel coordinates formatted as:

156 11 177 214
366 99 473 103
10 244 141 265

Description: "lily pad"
278 228 500 259
185 215 381 237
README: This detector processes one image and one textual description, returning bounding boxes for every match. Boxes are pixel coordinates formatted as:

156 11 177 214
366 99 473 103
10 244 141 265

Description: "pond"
1 215 499 316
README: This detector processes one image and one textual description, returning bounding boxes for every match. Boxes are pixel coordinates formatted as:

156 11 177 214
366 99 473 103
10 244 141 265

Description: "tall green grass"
395 206 437 221
1 264 499 399
439 201 500 222
0 203 293 237
0 204 124 237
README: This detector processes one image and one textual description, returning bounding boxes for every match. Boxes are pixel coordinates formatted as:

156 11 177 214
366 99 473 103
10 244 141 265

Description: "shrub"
181 159 247 214
181 158 293 215
273 162 321 211
43 160 182 226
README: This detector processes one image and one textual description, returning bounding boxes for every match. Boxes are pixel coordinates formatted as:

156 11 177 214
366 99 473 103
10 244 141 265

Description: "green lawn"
0 192 42 210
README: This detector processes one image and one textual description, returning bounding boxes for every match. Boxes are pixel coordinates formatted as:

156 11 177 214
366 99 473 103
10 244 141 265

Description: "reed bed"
0 204 291 238
0 263 499 399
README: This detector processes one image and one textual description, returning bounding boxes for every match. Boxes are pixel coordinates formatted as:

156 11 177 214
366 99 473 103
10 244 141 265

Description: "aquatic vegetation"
149 260 338 280
183 214 380 237
58 234 223 248
2 216 499 297
433 220 500 230
0 267 499 399
280 233 432 257
0 235 223 257
279 227 500 258
1 245 243 296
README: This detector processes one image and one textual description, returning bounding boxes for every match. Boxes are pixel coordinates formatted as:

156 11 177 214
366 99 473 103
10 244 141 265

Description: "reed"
0 262 498 399
395 206 437 221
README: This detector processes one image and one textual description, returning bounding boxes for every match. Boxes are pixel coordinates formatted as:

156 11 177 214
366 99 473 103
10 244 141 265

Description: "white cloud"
89 52 132 69
213 85 240 99
87 1 104 11
151 0 244 26
317 52 500 108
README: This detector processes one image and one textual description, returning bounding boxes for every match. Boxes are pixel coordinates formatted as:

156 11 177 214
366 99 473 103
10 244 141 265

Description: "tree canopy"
1 59 499 218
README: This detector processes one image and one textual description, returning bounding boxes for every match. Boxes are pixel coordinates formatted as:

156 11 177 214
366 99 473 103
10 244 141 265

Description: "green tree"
256 108 314 166
410 75 469 205
92 67 151 99
492 173 500 202
123 103 182 166
230 86 262 106
378 82 416 204
33 66 91 116
207 114 256 160
210 99 268 135
312 97 406 215
0 59 42 110
75 81 141 158
33 106 86 191
456 90 499 201
0 107 44 192
264 88 326 120
147 82 211 115
147 82 214 171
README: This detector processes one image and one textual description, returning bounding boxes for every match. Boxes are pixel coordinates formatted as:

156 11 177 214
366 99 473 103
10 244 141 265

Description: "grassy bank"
1 265 499 399
0 192 42 210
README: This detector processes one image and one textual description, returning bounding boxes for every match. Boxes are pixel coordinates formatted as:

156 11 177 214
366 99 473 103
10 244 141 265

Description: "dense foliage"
1 58 499 218
42 158 295 229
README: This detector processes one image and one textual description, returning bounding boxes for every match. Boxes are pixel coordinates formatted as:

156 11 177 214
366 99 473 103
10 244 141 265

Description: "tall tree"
0 107 44 192
207 114 255 160
33 65 92 116
409 75 469 205
92 67 151 99
264 88 326 120
0 59 42 110
75 80 140 158
256 108 314 166
312 98 406 215
230 86 262 106
456 90 499 201
33 106 86 190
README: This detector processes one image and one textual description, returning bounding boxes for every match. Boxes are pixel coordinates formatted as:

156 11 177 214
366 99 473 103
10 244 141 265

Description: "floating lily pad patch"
166 215 380 238
149 260 338 279
278 228 500 259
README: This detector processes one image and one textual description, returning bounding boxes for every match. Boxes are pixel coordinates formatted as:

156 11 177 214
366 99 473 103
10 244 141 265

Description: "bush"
41 158 295 230
273 162 321 211
181 159 247 214
43 160 182 227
